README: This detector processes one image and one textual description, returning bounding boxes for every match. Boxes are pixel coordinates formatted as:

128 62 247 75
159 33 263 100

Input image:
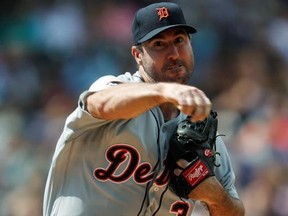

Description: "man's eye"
153 41 164 47
175 37 184 43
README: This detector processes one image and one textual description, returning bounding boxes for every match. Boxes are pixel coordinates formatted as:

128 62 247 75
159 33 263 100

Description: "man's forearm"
87 82 165 120
208 195 245 216
188 177 245 216
202 180 245 216
86 82 211 121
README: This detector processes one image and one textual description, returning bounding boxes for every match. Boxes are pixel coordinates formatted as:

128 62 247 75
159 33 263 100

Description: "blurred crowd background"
0 0 287 215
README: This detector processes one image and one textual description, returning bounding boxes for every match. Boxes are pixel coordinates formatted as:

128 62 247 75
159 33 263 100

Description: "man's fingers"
178 104 211 122
176 88 211 121
176 159 189 168
174 159 190 176
174 168 182 176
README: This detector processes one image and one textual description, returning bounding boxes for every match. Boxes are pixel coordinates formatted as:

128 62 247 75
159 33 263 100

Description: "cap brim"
137 24 197 44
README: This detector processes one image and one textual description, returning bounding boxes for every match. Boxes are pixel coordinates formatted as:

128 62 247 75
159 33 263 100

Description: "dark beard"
162 59 192 84
142 59 193 84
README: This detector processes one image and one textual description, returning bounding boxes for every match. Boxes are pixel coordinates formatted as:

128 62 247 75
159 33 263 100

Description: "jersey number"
170 201 190 216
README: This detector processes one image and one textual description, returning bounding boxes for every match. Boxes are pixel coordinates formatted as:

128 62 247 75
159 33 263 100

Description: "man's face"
135 27 195 84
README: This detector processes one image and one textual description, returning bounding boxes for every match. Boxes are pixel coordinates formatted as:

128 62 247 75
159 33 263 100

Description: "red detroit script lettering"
94 144 170 186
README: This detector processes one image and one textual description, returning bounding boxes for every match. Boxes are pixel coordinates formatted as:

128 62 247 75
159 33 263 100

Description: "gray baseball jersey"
43 71 239 216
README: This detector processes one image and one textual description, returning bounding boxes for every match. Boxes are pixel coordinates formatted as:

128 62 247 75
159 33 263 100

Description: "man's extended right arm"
86 82 211 121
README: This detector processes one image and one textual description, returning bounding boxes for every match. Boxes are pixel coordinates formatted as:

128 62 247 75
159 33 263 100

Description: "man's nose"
167 44 180 60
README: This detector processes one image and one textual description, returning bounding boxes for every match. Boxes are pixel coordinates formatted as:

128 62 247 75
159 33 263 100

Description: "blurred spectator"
0 47 40 109
266 1 288 62
32 2 87 54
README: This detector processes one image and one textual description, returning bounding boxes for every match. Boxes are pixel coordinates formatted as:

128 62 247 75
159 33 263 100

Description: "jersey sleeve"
78 72 141 112
78 75 123 112
88 75 124 92
214 137 240 199
60 75 123 143
66 72 142 143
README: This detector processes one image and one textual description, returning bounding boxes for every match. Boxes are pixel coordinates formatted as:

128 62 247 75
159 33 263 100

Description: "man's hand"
159 83 211 121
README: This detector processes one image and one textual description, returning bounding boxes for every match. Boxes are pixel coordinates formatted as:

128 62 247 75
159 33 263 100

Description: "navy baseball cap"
132 2 197 45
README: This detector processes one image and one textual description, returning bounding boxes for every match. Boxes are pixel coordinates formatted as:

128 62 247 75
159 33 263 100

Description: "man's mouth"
166 64 183 72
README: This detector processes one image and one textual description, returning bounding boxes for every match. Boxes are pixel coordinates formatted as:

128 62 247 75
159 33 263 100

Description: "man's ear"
131 46 142 65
